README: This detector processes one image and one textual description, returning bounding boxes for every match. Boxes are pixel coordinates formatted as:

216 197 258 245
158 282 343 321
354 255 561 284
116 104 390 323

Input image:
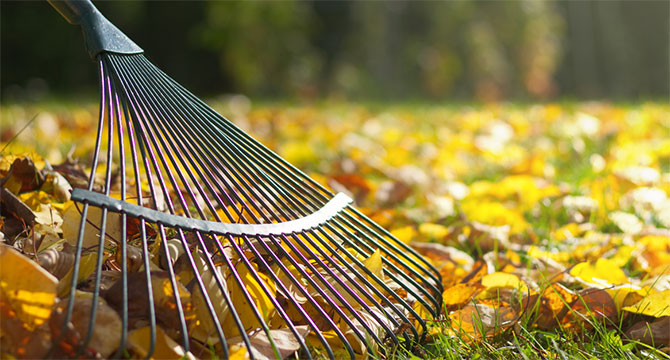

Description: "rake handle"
47 0 143 59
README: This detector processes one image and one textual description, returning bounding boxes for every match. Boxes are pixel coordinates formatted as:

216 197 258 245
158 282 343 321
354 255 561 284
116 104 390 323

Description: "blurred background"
2 0 668 103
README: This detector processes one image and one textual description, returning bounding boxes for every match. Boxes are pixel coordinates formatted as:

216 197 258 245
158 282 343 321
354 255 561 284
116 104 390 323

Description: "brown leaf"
564 288 618 330
625 316 670 347
0 188 35 241
103 271 194 332
229 326 311 360
329 174 371 203
536 283 576 330
449 303 517 340
49 293 122 358
53 159 93 191
0 157 44 194
61 203 123 248
375 180 412 206
114 243 144 273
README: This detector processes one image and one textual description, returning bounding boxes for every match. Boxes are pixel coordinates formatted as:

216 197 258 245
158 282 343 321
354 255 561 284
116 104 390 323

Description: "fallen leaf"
390 225 416 244
442 283 484 310
449 303 517 340
625 316 670 347
0 188 35 231
61 202 122 248
623 290 670 318
570 258 629 288
0 295 51 359
103 271 194 332
222 261 276 337
418 223 450 241
536 283 576 330
57 251 106 297
128 325 195 360
363 249 383 281
49 292 122 358
191 264 230 345
0 245 57 329
0 157 44 194
606 284 651 312
229 326 311 360
565 288 618 330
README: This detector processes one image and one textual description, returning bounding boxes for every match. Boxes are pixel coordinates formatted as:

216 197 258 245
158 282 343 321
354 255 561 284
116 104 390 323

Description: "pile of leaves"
1 101 669 358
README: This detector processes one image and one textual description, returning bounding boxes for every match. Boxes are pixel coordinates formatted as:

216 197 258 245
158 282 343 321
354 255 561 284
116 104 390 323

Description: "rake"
46 1 442 358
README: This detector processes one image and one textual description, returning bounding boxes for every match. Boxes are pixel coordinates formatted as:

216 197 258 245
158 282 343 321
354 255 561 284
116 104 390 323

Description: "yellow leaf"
390 226 416 244
622 290 670 318
606 285 653 312
418 223 449 240
609 245 634 268
481 272 524 290
442 283 484 309
527 245 571 263
461 200 529 234
191 264 230 345
128 325 195 360
0 245 57 329
57 251 107 297
363 249 383 280
569 258 629 288
222 262 276 337
551 223 583 241
228 345 247 360
61 203 122 248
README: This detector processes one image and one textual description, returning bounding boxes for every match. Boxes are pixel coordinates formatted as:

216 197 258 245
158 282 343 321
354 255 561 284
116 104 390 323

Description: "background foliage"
2 0 668 102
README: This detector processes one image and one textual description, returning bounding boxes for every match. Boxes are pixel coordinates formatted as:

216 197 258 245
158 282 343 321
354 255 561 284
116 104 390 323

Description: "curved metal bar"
71 188 353 236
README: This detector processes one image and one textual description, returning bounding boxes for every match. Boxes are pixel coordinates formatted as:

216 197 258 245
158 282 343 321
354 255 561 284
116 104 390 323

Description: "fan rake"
47 1 442 358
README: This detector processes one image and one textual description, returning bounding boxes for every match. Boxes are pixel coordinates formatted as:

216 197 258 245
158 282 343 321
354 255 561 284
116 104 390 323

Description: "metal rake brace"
47 1 443 359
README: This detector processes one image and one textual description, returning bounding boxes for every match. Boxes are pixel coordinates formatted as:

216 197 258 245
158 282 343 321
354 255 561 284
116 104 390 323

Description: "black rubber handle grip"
47 0 143 59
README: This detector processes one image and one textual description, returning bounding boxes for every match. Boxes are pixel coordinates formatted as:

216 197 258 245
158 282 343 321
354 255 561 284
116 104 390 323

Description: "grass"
2 99 670 359
391 308 669 360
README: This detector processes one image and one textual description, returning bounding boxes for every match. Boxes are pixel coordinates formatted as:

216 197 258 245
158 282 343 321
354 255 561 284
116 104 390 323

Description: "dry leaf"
57 251 106 297
191 264 230 345
0 157 44 194
104 271 194 332
565 288 617 330
222 261 276 337
569 258 629 288
128 325 195 360
536 283 576 330
62 202 122 248
49 292 122 358
622 290 670 318
0 245 57 329
442 283 484 310
625 316 670 347
449 303 517 340
0 293 51 359
228 326 311 360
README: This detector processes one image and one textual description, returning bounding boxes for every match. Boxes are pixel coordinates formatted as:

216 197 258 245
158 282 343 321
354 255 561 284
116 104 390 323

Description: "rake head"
47 1 443 359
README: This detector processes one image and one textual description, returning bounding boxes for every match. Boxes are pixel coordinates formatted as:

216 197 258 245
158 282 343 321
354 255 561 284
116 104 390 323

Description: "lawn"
1 100 669 359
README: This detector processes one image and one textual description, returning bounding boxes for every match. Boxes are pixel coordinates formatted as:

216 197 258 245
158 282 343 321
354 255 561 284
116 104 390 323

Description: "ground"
1 100 669 359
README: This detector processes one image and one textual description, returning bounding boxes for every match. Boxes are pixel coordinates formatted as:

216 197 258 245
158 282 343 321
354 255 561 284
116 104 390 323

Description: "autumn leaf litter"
1 102 669 358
